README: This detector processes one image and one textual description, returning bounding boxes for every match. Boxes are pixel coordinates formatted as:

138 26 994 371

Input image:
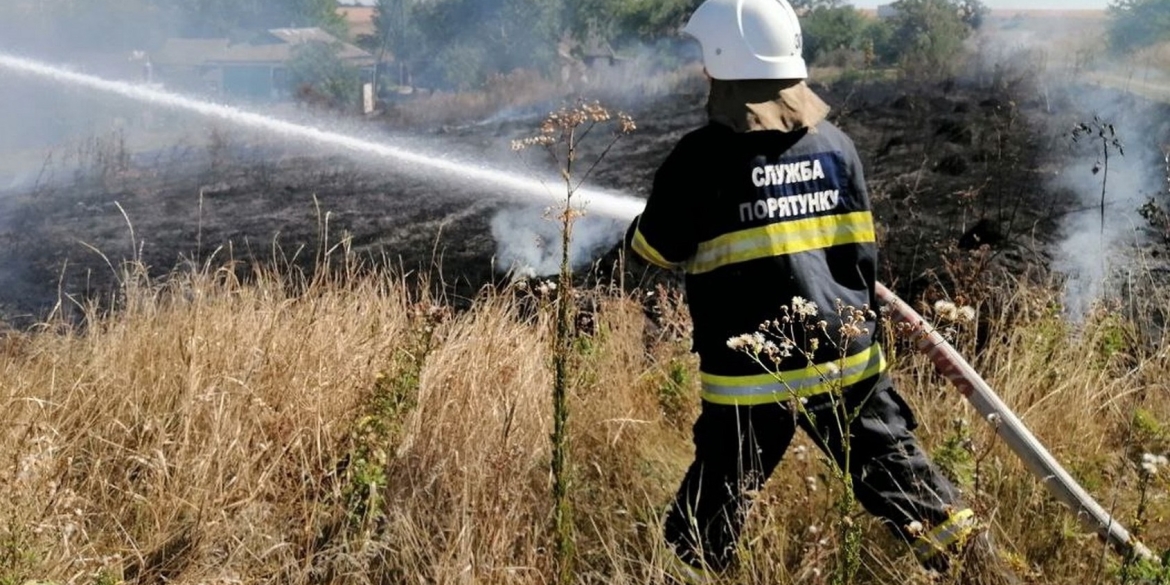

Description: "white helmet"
682 0 808 81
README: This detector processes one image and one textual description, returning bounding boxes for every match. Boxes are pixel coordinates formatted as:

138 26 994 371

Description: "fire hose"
875 282 1157 563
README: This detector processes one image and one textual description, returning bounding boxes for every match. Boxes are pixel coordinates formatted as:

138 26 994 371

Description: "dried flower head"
792 296 819 318
1140 452 1168 476
618 112 637 134
727 332 767 354
581 101 611 122
934 300 960 321
766 338 795 362
958 306 976 322
536 280 558 295
933 299 977 324
839 322 866 340
512 101 635 160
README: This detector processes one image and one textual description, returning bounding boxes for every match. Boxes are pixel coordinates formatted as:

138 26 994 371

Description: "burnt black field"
2 75 1168 328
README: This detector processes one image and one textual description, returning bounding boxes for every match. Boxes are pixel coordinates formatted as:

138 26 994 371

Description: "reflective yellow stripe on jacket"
631 227 682 270
686 211 876 275
701 344 887 406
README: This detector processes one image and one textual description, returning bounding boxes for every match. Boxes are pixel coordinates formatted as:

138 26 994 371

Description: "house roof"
154 38 231 67
267 27 373 61
268 27 343 45
337 6 377 38
154 28 374 67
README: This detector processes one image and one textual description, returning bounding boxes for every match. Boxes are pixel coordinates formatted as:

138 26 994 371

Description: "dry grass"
0 253 1168 585
383 69 563 128
1132 42 1170 78
381 64 707 129
988 9 1106 21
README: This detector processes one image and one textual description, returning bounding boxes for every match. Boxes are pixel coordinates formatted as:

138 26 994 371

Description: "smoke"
0 0 678 323
969 12 1170 316
1049 149 1149 317
1044 83 1170 316
489 204 627 279
1039 77 1169 317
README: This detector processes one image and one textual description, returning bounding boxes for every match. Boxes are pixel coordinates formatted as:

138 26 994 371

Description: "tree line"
1107 0 1170 53
373 0 993 90
360 0 1170 90
0 0 992 88
3 0 1165 92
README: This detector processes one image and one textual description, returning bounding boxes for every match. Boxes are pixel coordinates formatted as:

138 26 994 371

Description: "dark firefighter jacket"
626 120 887 406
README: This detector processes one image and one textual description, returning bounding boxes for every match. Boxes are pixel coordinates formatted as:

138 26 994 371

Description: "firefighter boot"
953 531 1024 585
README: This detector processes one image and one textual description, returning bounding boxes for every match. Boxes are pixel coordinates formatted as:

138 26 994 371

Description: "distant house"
877 4 900 19
152 28 375 101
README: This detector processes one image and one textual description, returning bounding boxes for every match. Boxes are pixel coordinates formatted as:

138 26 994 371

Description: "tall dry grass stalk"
0 253 1167 584
511 99 635 583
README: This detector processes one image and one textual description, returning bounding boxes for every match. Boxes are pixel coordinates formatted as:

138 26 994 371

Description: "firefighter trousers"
662 375 970 572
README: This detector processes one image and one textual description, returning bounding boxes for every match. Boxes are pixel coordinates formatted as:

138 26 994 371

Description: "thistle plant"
727 297 880 585
1120 453 1169 585
1070 116 1125 230
512 99 634 584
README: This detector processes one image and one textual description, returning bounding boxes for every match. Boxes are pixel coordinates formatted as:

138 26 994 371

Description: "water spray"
0 52 645 221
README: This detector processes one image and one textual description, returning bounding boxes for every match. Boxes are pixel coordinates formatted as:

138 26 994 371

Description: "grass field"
0 251 1167 585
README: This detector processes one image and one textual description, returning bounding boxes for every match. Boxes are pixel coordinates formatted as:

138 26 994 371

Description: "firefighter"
623 0 1018 582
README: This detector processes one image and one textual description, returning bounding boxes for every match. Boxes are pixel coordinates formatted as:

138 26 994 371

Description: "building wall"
222 66 276 100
